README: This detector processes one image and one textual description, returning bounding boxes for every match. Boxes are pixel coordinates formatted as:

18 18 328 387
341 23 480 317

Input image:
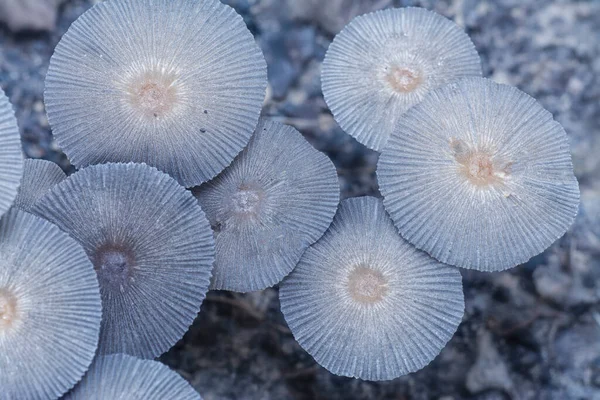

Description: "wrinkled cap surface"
45 0 267 187
0 209 102 400
322 7 481 151
279 196 464 381
64 354 202 399
0 88 23 216
378 77 580 271
13 159 66 212
33 162 215 358
194 119 339 292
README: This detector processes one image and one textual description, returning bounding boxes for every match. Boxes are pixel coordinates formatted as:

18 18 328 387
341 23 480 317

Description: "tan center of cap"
385 66 423 93
0 289 19 331
451 138 512 187
347 266 388 305
125 70 179 119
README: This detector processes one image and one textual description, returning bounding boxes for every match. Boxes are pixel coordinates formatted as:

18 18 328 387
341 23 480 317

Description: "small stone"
0 0 63 32
466 330 514 395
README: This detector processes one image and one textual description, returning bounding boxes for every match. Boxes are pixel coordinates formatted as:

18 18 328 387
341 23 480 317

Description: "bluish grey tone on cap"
33 162 215 359
195 119 339 292
280 196 464 381
45 0 267 187
14 158 66 212
64 354 202 399
378 77 580 271
0 88 23 216
0 209 102 400
322 7 481 151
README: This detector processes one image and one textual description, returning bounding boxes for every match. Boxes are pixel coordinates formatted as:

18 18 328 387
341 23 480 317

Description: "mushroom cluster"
0 0 581 397
281 6 579 381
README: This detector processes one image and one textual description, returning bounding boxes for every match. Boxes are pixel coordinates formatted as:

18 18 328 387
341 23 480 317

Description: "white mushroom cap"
322 7 481 151
378 77 580 271
279 196 464 381
13 158 66 212
33 162 215 358
64 354 202 399
0 88 23 216
194 119 339 292
45 0 267 187
0 209 102 399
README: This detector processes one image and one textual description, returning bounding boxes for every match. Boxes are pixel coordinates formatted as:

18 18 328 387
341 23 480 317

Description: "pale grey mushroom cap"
0 208 102 400
322 7 481 151
33 162 215 359
279 196 464 381
378 77 580 272
194 119 339 292
13 158 66 212
64 354 202 400
0 88 23 216
45 0 267 187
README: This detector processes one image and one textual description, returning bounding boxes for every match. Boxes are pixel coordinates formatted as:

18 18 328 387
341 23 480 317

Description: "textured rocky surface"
1 0 599 399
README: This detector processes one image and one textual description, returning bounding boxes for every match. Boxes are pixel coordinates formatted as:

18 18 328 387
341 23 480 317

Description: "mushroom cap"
45 0 267 187
14 158 66 212
378 77 580 271
279 196 464 381
194 119 339 292
33 162 215 358
64 354 202 400
322 7 481 151
0 208 102 399
0 88 23 216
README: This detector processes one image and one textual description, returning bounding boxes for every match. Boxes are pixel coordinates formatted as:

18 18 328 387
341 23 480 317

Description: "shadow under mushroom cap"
322 7 481 151
194 118 339 292
32 162 215 359
279 196 464 381
378 77 580 272
0 88 24 217
63 354 202 400
45 0 267 187
0 208 102 400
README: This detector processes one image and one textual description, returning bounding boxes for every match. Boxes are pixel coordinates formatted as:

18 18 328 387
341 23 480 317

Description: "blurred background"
0 0 599 399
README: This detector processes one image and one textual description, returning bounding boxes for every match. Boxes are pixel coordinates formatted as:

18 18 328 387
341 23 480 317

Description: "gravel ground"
1 0 599 399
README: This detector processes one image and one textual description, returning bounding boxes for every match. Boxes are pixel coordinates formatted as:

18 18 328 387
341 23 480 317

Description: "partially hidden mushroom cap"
33 162 215 358
0 208 102 399
279 196 464 381
194 119 339 292
64 354 202 400
322 7 481 151
0 88 24 216
45 0 267 187
14 158 66 212
378 77 580 272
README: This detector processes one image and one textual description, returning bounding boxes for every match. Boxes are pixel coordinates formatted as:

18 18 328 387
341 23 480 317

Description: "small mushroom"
45 0 267 187
194 119 339 292
33 162 215 358
378 77 580 271
13 158 66 212
279 196 464 381
0 208 102 399
0 88 24 216
322 7 481 151
64 354 202 399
